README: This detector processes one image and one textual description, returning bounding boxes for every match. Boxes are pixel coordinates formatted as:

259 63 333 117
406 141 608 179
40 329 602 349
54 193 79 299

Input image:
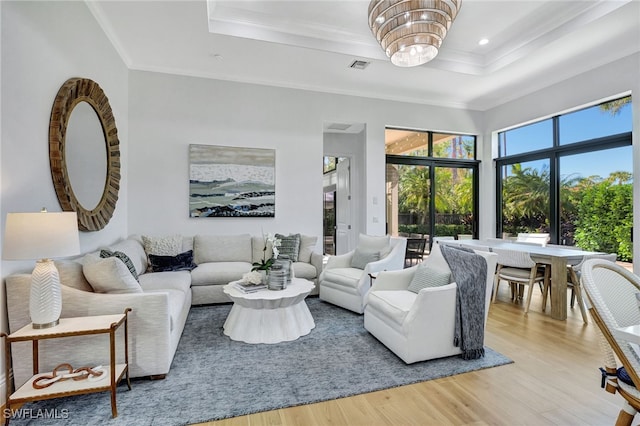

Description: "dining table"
439 239 605 320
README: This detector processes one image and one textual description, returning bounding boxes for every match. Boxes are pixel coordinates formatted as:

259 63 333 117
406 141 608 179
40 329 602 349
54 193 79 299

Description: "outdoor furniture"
363 242 497 363
404 238 426 267
581 259 640 426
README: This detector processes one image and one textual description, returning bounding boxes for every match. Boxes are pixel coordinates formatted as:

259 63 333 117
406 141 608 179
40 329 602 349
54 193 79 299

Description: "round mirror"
65 101 107 210
49 78 120 231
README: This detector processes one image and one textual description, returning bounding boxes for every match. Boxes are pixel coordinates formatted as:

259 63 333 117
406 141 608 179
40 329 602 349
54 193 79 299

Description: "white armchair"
363 243 497 364
319 235 407 314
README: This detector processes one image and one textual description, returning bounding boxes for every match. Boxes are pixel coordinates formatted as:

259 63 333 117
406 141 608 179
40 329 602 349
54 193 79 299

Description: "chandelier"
368 0 462 67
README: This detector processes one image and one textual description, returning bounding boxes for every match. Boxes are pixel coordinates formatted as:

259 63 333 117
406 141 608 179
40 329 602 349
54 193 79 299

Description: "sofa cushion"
191 262 253 286
194 234 252 264
143 288 186 332
148 250 197 272
322 267 363 289
100 249 139 281
252 235 274 265
54 260 93 292
367 290 417 325
292 262 317 280
142 234 183 256
298 235 318 263
108 237 148 276
83 257 143 294
407 266 451 293
139 270 192 294
275 233 301 262
357 234 391 258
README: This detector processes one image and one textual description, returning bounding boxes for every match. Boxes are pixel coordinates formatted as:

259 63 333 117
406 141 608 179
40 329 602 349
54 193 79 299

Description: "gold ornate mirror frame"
49 78 120 231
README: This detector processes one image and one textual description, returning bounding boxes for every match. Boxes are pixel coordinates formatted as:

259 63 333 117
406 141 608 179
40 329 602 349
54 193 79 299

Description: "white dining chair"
516 233 550 246
491 247 550 314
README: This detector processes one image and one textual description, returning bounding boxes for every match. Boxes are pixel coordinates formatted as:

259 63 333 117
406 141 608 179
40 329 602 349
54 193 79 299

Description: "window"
386 128 478 250
496 96 632 262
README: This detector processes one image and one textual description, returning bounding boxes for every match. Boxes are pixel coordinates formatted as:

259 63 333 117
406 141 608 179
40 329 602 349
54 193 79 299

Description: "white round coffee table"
222 277 315 344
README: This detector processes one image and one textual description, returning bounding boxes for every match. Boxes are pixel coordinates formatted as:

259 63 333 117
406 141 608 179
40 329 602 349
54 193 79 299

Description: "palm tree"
599 96 631 116
399 166 430 225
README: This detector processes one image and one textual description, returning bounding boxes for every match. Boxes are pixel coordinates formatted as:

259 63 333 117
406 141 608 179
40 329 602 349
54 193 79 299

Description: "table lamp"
3 209 80 328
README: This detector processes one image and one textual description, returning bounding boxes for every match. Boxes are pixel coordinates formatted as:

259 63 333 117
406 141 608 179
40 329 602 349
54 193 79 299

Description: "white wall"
481 53 640 267
0 1 129 402
127 71 483 242
324 130 366 247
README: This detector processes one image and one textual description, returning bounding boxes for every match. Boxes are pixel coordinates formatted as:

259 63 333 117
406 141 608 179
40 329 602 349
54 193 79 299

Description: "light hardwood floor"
199 287 632 426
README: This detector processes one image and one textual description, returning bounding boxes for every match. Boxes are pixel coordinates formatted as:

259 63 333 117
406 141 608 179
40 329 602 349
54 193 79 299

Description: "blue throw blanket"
440 245 488 360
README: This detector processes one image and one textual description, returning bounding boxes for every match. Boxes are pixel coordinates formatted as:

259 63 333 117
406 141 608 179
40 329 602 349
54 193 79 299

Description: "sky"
502 100 632 180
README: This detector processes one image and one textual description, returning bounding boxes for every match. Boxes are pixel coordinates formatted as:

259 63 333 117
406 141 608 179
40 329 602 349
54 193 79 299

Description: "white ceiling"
88 0 640 111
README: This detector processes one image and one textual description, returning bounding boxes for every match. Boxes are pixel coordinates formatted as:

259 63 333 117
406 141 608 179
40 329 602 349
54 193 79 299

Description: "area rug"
9 298 512 425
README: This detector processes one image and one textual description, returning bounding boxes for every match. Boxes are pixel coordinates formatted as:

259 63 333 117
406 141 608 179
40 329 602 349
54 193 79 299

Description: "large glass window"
496 96 632 263
386 128 478 253
498 119 553 156
500 159 550 236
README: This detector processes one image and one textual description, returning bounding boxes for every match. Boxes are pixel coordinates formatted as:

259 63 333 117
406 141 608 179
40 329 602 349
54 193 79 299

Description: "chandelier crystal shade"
368 0 462 67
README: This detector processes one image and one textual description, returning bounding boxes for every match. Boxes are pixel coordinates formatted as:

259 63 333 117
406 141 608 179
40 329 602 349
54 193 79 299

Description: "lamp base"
32 319 60 329
30 259 62 329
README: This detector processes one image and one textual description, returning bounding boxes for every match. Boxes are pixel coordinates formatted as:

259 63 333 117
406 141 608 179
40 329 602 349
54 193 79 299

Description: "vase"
260 270 268 285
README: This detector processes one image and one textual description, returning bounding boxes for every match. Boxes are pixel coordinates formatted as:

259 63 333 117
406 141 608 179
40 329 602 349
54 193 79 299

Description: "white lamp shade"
3 211 81 260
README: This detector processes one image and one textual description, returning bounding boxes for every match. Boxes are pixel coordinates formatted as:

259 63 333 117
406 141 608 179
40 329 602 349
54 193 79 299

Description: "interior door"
335 158 353 254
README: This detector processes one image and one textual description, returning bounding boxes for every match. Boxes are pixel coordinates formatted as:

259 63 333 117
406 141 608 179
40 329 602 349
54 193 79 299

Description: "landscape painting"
189 144 275 217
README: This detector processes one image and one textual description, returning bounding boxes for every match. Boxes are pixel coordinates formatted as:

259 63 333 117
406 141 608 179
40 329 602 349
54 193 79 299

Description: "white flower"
242 270 263 285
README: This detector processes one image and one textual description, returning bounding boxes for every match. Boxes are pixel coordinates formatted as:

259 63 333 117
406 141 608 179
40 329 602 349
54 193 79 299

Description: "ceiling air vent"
349 60 370 70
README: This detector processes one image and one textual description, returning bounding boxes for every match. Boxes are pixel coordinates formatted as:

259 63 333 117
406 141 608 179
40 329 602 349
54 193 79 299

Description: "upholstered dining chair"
363 242 497 363
491 247 550 314
581 259 640 426
516 232 550 246
542 251 617 324
319 235 407 314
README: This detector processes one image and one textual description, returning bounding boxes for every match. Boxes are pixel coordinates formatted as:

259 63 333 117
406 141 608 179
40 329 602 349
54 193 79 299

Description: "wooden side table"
1 308 132 424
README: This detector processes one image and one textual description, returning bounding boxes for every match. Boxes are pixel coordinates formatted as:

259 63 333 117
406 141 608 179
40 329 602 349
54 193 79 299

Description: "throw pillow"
275 233 301 262
148 250 197 272
357 234 391 258
142 234 182 256
350 249 380 270
298 235 318 263
83 257 143 294
407 266 451 293
100 249 139 281
54 260 93 292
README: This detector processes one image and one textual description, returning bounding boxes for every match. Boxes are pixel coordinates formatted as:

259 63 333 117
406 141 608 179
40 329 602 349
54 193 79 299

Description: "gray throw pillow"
100 249 139 281
407 266 451 293
350 249 380 270
275 233 301 262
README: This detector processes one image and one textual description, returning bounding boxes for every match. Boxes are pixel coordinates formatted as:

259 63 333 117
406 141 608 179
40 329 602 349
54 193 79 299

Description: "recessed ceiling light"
478 38 489 46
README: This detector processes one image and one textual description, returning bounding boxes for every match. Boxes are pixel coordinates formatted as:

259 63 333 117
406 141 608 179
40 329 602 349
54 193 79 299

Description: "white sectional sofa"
5 233 322 387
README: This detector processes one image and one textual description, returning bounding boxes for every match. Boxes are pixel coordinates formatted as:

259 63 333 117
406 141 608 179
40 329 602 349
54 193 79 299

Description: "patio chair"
581 259 640 426
404 238 427 268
